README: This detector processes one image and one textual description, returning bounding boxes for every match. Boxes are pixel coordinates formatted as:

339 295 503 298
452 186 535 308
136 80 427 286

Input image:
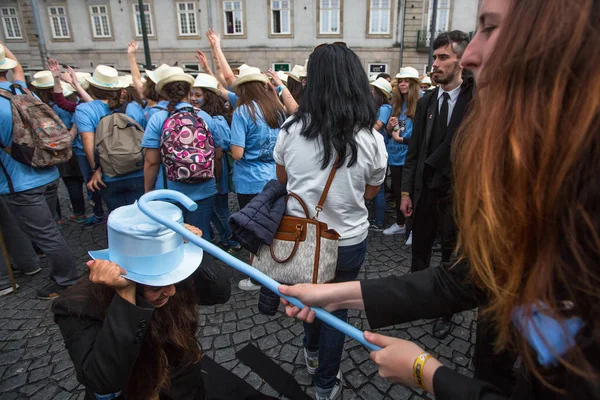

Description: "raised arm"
127 40 144 98
205 29 236 88
66 67 93 103
1 42 25 82
196 50 215 78
267 68 298 114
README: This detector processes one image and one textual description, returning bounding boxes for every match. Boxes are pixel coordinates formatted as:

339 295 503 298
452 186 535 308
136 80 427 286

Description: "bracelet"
276 84 285 93
413 352 432 391
401 191 410 197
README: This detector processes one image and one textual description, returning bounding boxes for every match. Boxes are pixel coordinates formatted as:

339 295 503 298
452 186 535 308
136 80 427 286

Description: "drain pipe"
30 0 48 66
207 0 213 29
398 0 407 67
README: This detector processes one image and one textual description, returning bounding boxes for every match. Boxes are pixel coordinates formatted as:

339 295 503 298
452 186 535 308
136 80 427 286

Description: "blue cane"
138 189 381 351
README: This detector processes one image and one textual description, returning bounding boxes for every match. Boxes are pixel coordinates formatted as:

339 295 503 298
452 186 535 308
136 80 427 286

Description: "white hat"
61 82 75 97
232 63 250 75
277 70 288 85
285 65 306 82
232 66 268 89
370 77 393 99
421 76 432 86
0 45 17 71
31 71 55 88
193 73 220 95
85 65 129 91
155 66 194 93
395 67 420 82
368 74 378 83
146 64 171 84
75 72 91 90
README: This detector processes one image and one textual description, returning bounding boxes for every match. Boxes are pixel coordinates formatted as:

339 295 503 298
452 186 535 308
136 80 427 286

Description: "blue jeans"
303 239 368 392
100 176 145 213
373 185 385 226
180 195 216 242
211 193 232 243
76 155 104 218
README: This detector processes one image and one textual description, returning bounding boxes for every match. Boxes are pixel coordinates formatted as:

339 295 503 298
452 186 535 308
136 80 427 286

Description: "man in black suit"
401 31 474 339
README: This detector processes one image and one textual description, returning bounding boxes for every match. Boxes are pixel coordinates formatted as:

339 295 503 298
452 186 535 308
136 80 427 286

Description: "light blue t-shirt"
227 92 238 108
50 102 83 156
230 103 280 194
145 100 169 122
142 102 217 201
386 104 413 166
73 100 144 182
126 101 147 129
0 81 59 194
377 104 392 145
198 109 231 194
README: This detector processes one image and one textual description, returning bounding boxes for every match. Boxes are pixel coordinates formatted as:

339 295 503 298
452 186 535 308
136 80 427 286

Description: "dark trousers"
389 165 406 226
411 185 456 273
236 193 258 210
62 176 86 216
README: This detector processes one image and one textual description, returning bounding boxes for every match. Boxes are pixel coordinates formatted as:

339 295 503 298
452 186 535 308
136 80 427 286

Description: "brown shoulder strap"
313 157 340 219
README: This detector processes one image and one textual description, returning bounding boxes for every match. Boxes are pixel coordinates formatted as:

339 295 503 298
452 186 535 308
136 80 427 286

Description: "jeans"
180 195 216 242
99 176 145 213
211 193 233 243
76 155 104 218
0 179 79 286
303 239 368 392
0 201 40 288
62 176 86 216
390 165 406 226
373 185 385 226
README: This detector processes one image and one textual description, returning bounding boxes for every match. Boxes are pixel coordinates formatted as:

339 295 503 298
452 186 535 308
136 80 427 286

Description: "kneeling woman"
52 201 228 400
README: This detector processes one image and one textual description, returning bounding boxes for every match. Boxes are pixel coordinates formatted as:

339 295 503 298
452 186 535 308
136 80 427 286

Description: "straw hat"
370 77 393 99
193 73 220 95
277 70 288 85
31 71 55 88
285 65 306 83
232 63 250 76
421 76 432 86
155 66 194 93
368 74 378 83
231 66 268 89
75 72 91 90
85 65 129 91
146 64 170 84
61 82 75 97
395 67 420 82
0 45 17 71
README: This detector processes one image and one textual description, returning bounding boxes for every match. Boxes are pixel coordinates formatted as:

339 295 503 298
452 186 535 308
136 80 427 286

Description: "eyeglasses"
313 42 347 51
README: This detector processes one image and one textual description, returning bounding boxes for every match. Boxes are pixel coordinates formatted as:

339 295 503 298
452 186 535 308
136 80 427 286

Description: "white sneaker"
405 232 413 246
304 348 319 375
238 278 261 291
0 284 18 297
315 370 343 400
383 223 406 236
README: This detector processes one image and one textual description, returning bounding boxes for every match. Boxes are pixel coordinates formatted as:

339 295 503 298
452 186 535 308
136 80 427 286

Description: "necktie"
439 92 450 127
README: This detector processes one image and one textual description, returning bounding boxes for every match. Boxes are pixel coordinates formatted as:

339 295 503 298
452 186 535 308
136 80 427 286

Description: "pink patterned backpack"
160 107 216 183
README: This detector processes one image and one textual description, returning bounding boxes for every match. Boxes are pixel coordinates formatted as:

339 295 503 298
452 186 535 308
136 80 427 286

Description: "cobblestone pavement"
0 187 476 399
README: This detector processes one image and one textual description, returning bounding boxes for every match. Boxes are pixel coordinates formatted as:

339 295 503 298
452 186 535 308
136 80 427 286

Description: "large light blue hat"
89 201 203 286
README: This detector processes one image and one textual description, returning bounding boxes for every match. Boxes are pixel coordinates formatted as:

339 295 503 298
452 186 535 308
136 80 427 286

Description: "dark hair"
286 78 304 103
235 81 285 129
163 81 192 113
31 87 54 105
143 79 162 102
283 44 377 169
201 89 232 125
87 85 123 110
122 86 144 107
371 85 390 109
432 30 470 58
376 73 391 81
0 71 7 79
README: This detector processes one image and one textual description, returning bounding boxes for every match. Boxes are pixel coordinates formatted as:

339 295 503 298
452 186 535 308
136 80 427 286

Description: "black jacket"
52 254 230 400
360 263 600 400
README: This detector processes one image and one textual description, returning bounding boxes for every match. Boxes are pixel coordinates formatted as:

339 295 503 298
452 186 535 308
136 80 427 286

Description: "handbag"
251 162 341 284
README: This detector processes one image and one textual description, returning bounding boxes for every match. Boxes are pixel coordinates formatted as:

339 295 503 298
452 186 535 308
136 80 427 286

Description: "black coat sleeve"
401 97 426 194
361 260 482 329
433 367 508 400
191 253 231 305
53 294 154 397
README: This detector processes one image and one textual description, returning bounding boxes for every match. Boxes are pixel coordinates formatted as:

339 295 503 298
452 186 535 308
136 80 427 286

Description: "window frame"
88 4 113 41
366 0 393 38
132 1 156 39
221 0 247 39
175 1 199 38
317 0 343 38
271 62 291 72
0 6 23 41
182 63 200 72
426 0 451 33
47 4 72 41
368 63 389 75
268 0 293 38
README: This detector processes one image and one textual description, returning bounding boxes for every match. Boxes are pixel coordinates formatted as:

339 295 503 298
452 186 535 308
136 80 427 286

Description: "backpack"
0 84 73 168
160 107 216 183
94 112 144 178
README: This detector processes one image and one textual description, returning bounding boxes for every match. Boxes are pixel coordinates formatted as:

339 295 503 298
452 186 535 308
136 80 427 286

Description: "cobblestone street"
0 188 477 399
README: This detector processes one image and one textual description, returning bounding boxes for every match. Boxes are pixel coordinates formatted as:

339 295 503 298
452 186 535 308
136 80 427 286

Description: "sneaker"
68 214 87 224
315 370 343 400
304 348 319 375
227 239 242 252
37 283 68 299
13 267 42 276
83 215 106 230
383 223 406 236
369 223 383 232
0 284 18 297
405 232 413 246
238 278 260 291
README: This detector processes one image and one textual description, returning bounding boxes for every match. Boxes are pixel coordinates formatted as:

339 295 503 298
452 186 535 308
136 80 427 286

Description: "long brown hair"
122 86 144 107
54 276 202 400
201 89 232 125
88 85 123 110
163 81 191 114
143 79 163 102
235 81 285 129
391 79 419 118
453 0 599 389
31 87 54 105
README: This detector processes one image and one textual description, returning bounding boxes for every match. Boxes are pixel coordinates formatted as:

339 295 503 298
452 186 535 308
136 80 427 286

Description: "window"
271 0 290 35
89 5 111 38
223 1 243 35
177 2 198 36
133 3 154 37
368 0 390 34
427 0 450 32
183 63 200 71
319 0 340 35
48 6 70 39
272 63 290 72
1 7 22 39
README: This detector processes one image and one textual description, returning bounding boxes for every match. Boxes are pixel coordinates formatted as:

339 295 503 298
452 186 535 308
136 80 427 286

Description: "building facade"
0 0 478 77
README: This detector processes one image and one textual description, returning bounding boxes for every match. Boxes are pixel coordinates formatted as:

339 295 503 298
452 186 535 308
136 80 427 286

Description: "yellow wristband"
413 352 432 391
401 191 410 197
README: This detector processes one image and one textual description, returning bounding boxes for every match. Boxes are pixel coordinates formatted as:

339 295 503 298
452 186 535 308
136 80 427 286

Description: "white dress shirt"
437 82 462 125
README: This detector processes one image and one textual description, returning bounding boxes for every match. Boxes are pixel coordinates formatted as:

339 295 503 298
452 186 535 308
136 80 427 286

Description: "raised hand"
66 66 78 86
267 68 283 87
47 58 61 79
205 29 221 49
195 50 210 71
127 40 139 55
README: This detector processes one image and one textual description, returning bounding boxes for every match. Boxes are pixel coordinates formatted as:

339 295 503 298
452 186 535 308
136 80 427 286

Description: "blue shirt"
145 100 169 122
198 109 231 194
126 101 147 129
230 103 279 194
377 104 392 145
73 100 144 182
386 104 413 166
227 92 238 108
142 102 217 201
50 102 83 156
0 80 59 194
